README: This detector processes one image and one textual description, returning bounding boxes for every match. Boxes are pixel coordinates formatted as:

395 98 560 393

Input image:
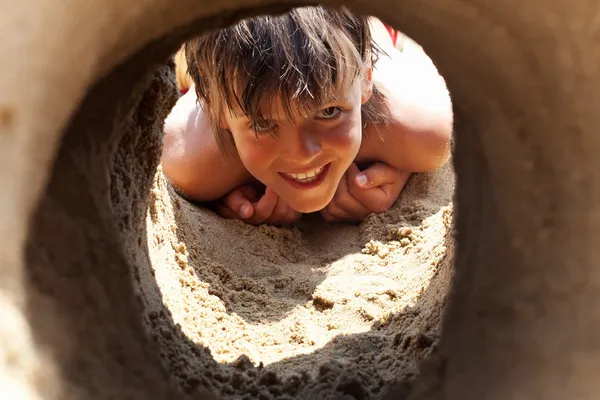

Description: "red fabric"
383 24 399 47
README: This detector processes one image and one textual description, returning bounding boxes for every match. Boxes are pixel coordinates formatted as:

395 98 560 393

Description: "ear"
361 67 374 104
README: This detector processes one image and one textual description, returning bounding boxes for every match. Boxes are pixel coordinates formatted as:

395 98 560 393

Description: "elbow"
161 141 245 203
426 123 453 171
421 74 453 171
409 118 453 173
161 149 195 200
161 141 211 202
162 159 220 203
419 92 454 171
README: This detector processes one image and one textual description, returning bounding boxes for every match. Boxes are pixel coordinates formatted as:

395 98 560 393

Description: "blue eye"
316 106 342 119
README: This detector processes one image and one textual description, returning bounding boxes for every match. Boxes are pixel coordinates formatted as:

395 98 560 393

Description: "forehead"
226 78 360 121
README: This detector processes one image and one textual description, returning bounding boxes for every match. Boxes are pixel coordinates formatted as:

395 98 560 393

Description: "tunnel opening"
8 0 597 398
24 4 462 400
134 10 456 397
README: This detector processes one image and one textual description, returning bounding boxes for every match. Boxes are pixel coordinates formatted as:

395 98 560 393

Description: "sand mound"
138 150 455 397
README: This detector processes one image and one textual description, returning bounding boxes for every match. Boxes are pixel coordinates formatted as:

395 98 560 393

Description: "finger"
328 176 353 217
282 209 302 225
320 207 339 222
283 203 302 224
348 184 388 214
248 186 279 224
290 211 302 223
333 168 356 210
346 162 361 181
323 201 353 221
214 202 241 220
348 163 402 212
353 162 399 190
223 188 255 219
332 198 370 222
267 195 293 225
267 194 302 225
320 169 368 221
334 171 371 215
321 202 364 223
239 185 259 203
356 174 411 215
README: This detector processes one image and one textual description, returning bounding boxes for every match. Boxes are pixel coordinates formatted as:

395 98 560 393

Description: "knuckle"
250 213 267 225
349 184 366 199
371 201 390 214
337 194 355 210
331 209 347 220
322 209 335 220
334 185 348 198
288 212 299 222
330 192 341 203
225 193 240 206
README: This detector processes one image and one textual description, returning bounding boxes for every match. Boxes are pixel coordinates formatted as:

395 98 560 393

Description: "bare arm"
361 21 453 172
161 88 252 202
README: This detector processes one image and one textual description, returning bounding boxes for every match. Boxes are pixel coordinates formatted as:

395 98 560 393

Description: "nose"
279 126 322 164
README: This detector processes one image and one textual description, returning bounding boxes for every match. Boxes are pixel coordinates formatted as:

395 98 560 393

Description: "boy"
162 7 452 225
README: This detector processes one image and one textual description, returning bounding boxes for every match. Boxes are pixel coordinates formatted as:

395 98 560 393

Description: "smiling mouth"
279 163 330 187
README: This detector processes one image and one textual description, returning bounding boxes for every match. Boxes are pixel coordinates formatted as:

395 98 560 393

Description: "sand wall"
3 0 600 399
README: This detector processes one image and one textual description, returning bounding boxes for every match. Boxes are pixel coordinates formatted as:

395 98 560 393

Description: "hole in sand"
131 9 457 398
24 4 459 399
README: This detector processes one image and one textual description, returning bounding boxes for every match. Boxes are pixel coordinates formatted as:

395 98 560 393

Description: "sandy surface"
136 156 455 398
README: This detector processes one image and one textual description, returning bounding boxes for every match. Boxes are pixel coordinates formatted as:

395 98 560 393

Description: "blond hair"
185 6 387 153
174 45 192 93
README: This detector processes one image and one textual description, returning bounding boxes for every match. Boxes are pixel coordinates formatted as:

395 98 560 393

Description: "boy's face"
221 75 373 213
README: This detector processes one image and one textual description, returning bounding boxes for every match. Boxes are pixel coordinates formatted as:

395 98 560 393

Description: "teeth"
285 166 324 183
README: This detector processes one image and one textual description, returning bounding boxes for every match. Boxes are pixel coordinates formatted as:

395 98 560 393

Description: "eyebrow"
232 91 349 122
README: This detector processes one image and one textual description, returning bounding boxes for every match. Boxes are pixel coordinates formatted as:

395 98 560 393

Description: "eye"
249 120 278 134
315 106 342 120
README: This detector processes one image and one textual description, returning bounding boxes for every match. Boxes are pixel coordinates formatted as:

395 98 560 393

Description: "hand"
320 162 411 223
215 185 301 226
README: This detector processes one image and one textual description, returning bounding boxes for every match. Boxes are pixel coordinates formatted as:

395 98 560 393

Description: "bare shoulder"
367 19 450 125
163 88 206 150
163 90 213 173
368 17 395 49
162 89 221 199
161 88 252 201
361 42 453 172
373 39 451 129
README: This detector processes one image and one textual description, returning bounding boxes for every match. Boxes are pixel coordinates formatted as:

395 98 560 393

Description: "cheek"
232 134 278 173
323 112 362 152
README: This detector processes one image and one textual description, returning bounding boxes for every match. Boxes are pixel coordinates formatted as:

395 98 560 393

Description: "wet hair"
184 6 388 153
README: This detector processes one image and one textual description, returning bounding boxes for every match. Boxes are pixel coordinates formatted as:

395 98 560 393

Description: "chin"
273 179 338 214
292 202 326 214
288 194 334 214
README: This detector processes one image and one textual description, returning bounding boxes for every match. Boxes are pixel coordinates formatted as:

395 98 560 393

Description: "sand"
136 155 455 398
9 2 598 398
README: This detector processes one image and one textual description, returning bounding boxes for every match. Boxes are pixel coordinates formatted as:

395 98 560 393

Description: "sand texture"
5 0 600 398
138 151 455 398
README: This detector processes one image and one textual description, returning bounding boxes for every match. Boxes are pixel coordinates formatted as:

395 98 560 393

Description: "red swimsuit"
384 24 399 47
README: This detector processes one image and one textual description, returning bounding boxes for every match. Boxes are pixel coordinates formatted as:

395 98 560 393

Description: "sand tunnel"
3 0 600 399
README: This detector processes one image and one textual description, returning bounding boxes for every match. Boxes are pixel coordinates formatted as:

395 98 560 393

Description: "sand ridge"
137 158 455 398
